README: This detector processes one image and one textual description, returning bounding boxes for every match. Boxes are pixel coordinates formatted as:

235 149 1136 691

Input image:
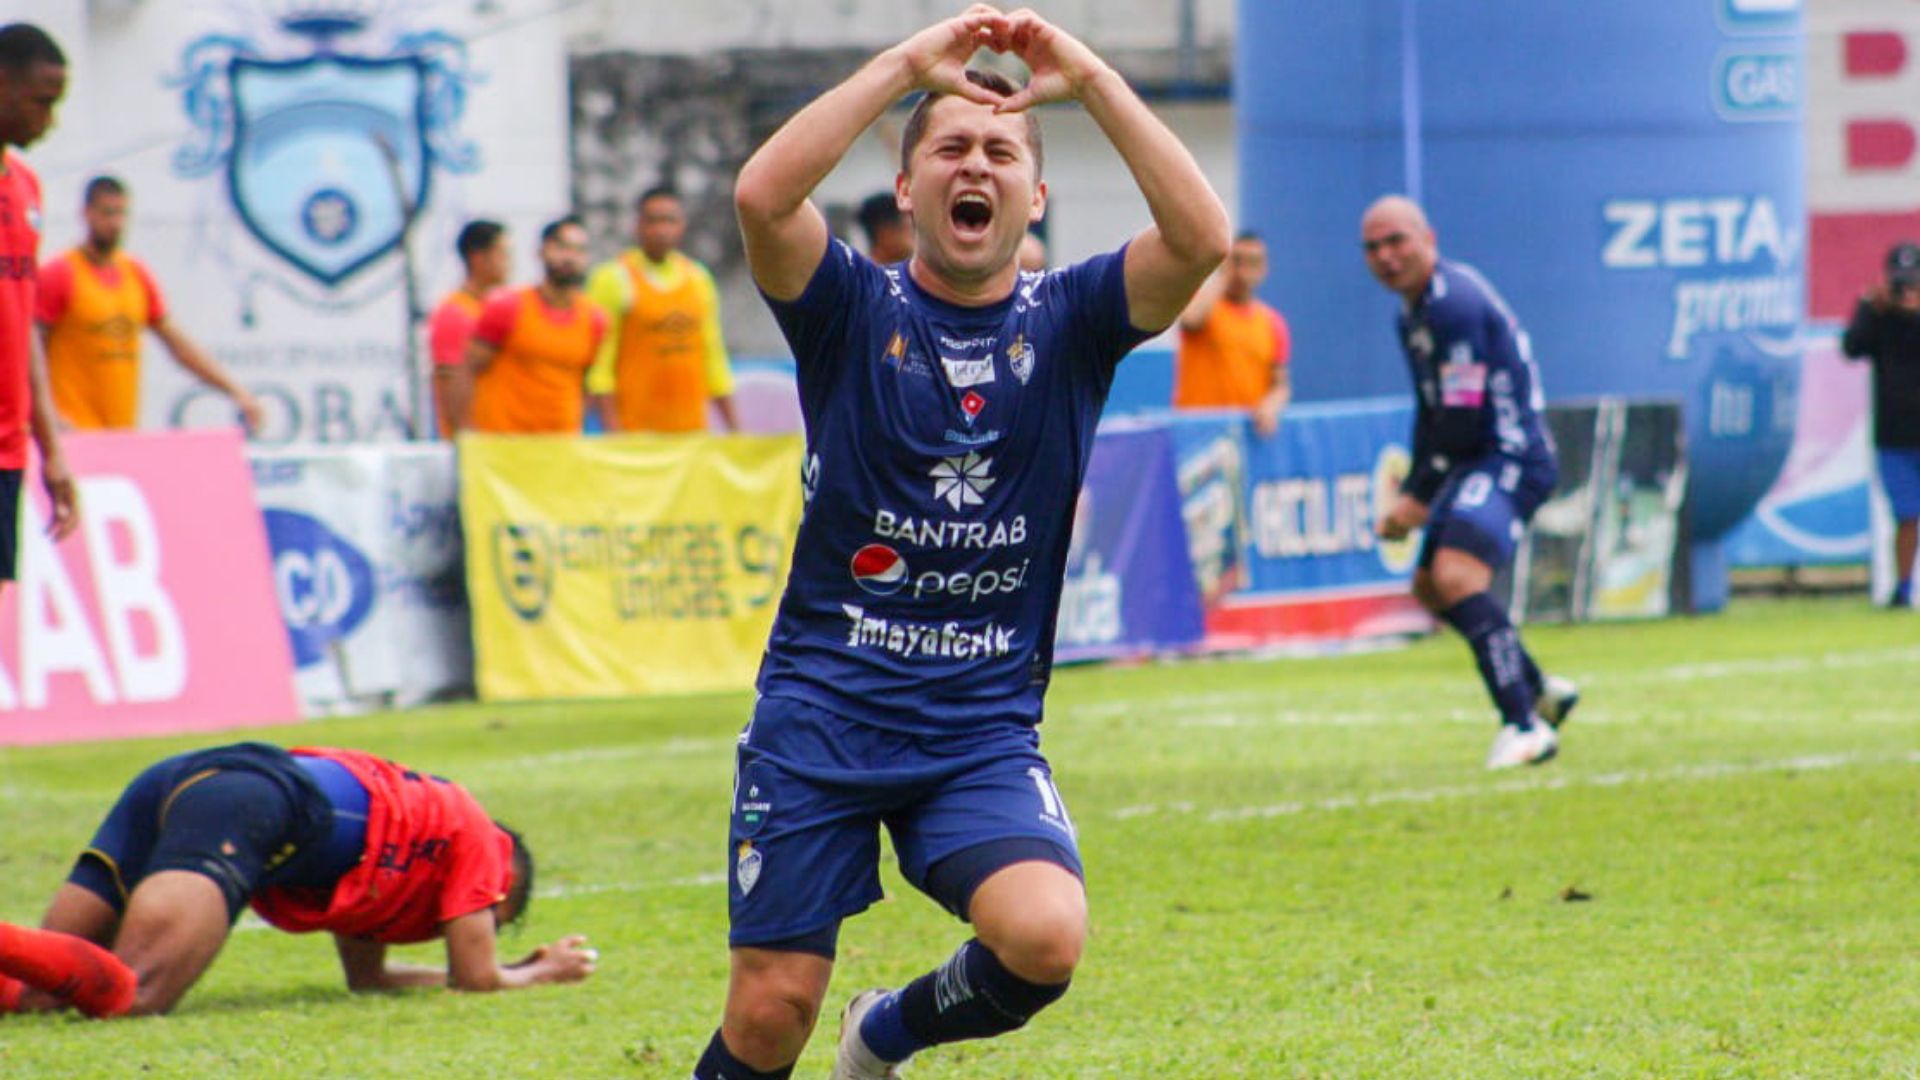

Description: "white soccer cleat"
832 988 906 1080
1486 721 1558 770
1537 675 1580 729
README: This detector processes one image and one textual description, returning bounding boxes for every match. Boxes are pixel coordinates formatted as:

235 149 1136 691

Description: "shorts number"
1457 473 1493 509
1029 768 1075 836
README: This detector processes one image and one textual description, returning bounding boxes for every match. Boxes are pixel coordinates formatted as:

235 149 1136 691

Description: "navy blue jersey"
1395 258 1556 502
757 239 1149 734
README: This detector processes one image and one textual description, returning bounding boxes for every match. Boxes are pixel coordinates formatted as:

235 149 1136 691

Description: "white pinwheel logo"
931 452 995 511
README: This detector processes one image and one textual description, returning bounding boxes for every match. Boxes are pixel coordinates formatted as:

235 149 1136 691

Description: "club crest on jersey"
1407 325 1434 359
883 331 906 368
931 452 995 511
850 543 909 595
959 391 987 426
1007 335 1034 385
736 841 762 896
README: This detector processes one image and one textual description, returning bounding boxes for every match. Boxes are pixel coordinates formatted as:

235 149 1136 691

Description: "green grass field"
1 596 1916 1078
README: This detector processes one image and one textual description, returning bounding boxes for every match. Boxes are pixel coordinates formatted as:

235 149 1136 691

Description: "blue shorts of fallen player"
726 694 1083 957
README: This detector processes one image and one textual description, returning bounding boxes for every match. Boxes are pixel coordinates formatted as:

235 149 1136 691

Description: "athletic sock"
1894 578 1913 607
1440 592 1540 728
0 922 136 1018
861 939 1070 1063
690 1029 792 1080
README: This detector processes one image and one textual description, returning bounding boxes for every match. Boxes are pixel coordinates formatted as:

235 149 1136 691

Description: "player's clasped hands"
509 934 599 983
900 6 1110 112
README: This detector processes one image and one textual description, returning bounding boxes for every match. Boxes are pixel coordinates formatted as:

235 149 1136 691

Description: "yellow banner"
460 433 803 701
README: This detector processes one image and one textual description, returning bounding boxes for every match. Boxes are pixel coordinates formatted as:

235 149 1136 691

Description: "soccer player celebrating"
0 742 596 1017
0 23 78 596
1361 195 1578 769
459 215 606 434
37 176 263 433
698 7 1227 1079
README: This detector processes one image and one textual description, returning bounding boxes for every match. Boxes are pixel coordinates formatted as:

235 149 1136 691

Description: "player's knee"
724 971 823 1054
1427 557 1490 608
126 979 177 1017
987 904 1085 986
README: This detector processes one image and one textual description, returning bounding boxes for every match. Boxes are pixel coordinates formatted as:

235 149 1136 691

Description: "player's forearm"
433 369 471 436
363 962 449 991
26 345 67 458
1076 66 1229 268
735 49 916 226
1177 273 1225 331
171 340 245 398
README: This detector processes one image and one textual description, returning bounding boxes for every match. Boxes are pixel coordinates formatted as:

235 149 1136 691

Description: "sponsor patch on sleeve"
1439 360 1488 407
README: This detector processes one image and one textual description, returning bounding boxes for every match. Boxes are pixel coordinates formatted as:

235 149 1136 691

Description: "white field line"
228 753 1915 934
1060 644 1920 723
534 872 728 899
1109 750 1920 824
463 736 734 775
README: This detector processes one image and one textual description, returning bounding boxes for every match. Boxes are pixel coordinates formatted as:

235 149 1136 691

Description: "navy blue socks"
860 939 1070 1063
1441 592 1540 727
692 1030 793 1080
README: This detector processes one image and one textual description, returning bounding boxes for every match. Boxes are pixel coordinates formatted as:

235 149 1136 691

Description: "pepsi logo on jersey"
848 541 1032 604
850 543 909 596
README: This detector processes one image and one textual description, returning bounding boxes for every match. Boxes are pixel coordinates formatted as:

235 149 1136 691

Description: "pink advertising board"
0 431 298 744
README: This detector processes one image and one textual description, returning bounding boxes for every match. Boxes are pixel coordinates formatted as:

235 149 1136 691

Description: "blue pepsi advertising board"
1239 0 1804 608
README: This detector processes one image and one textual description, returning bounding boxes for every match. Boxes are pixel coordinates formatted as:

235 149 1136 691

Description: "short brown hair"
899 69 1043 178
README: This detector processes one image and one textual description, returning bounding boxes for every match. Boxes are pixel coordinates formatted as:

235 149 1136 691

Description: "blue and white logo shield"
228 55 428 287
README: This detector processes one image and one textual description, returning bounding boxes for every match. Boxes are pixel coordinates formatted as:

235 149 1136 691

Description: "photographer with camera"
1841 241 1920 609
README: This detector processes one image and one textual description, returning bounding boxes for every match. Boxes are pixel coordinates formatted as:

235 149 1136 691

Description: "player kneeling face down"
0 743 595 1017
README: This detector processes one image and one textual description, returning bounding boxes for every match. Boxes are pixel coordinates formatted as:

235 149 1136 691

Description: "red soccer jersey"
0 151 44 469
249 748 515 944
427 288 484 368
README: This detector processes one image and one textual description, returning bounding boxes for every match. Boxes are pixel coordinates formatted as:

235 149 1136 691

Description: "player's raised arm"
995 10 1229 332
733 6 1009 301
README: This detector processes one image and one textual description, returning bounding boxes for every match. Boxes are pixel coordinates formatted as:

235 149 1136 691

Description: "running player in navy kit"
1361 195 1579 770
693 8 1228 1079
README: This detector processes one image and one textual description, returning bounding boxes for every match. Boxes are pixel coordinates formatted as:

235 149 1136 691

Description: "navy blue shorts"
1419 455 1555 572
0 468 20 582
69 743 366 921
727 695 1083 953
1877 448 1920 520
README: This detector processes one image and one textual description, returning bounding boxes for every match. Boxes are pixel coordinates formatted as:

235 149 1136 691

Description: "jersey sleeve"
1054 245 1155 377
427 298 475 367
584 261 629 395
1268 307 1291 368
129 257 168 324
763 236 874 391
472 291 520 348
436 818 513 926
33 255 70 325
1402 409 1447 503
1841 300 1880 360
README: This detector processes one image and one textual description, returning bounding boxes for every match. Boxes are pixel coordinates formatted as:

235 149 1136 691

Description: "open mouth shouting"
950 190 995 241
